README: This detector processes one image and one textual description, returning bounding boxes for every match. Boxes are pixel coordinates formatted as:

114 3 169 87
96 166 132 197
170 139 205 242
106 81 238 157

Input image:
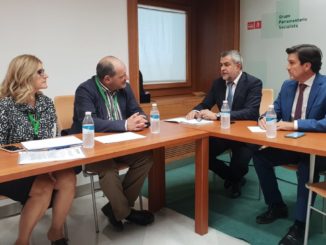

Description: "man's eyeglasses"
37 69 46 77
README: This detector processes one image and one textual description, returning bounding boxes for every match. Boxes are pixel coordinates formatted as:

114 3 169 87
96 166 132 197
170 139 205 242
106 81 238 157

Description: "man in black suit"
186 50 262 198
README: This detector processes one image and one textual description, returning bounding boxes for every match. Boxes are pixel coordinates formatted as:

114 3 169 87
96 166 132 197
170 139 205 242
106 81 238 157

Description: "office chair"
304 180 326 244
82 165 144 233
254 89 274 200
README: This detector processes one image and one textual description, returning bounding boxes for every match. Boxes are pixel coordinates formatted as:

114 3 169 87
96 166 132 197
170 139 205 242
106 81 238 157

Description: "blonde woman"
0 55 76 245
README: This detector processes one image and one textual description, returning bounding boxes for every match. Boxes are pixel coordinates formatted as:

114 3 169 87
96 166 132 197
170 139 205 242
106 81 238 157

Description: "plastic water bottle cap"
152 103 157 107
268 105 274 109
223 100 228 104
85 111 91 115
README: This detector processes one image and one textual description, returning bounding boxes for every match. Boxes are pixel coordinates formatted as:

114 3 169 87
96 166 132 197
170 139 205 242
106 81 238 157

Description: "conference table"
181 120 326 181
2 119 324 238
0 122 209 235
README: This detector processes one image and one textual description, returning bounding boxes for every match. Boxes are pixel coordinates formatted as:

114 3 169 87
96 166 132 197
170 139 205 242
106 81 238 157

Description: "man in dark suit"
254 44 326 245
70 56 154 231
186 50 263 198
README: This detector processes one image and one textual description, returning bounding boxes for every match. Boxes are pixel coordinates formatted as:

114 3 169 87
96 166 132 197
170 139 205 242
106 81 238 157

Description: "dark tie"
227 82 234 106
294 83 307 120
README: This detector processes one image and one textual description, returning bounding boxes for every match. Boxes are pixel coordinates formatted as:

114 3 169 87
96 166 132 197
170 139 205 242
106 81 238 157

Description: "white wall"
0 0 128 99
0 0 128 186
240 0 326 96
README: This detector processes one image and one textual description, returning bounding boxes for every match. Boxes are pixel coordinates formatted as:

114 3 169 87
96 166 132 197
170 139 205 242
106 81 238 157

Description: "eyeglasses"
37 69 46 77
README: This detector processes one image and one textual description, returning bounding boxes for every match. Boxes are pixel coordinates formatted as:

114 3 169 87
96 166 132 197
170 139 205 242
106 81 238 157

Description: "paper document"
95 132 145 144
19 146 85 164
248 126 266 133
21 136 82 151
165 117 213 125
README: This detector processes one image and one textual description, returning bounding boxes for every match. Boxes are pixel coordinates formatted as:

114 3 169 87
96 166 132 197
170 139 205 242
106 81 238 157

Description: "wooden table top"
181 120 326 157
0 122 209 183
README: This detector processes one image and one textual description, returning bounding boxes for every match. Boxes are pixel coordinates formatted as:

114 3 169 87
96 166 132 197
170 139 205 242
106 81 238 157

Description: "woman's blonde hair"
0 54 42 104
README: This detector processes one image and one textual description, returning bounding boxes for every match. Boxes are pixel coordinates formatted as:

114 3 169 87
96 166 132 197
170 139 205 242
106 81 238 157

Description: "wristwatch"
216 112 220 120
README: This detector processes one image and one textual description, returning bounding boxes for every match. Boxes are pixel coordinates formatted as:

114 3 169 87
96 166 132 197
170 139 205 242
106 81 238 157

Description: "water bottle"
150 103 160 134
220 100 231 129
82 111 95 148
265 105 277 138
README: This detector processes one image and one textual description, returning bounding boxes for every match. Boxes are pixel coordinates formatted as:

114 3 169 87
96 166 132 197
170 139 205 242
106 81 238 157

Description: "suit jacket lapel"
284 81 297 121
306 74 322 117
216 80 226 108
232 72 246 108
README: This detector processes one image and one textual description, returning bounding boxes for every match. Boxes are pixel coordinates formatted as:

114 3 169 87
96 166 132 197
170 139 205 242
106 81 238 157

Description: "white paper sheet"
95 132 145 144
21 136 82 151
248 126 266 133
165 117 213 125
19 146 85 164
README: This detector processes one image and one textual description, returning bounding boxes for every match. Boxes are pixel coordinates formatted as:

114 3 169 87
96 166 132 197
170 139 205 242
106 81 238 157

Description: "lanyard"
28 112 40 137
95 76 119 120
